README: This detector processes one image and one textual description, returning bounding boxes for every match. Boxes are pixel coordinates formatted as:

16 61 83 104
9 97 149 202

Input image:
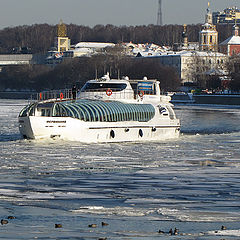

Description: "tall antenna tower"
157 0 163 25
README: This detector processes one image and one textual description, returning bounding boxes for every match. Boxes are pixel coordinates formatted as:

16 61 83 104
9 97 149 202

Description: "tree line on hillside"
2 53 240 92
0 23 239 92
0 23 235 54
0 55 181 92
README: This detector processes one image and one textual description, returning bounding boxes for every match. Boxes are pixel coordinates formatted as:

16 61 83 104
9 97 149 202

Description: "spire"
205 1 212 24
58 19 67 37
233 24 239 36
233 15 239 36
207 1 210 13
200 1 218 52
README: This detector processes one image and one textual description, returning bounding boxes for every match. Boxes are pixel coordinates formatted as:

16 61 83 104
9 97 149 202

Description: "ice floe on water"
71 206 155 217
157 208 240 222
0 100 240 239
207 229 240 237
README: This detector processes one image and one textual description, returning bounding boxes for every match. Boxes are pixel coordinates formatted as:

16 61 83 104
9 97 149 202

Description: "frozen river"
0 99 240 239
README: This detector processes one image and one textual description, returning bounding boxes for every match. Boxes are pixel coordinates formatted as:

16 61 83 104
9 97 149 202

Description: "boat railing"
30 88 158 103
31 89 74 102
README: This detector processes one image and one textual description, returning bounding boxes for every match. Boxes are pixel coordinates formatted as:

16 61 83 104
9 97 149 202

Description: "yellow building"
56 20 70 52
213 7 240 24
199 2 218 52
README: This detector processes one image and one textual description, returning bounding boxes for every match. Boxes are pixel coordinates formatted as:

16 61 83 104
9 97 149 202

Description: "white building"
46 42 116 64
148 51 227 84
122 42 170 57
72 42 115 57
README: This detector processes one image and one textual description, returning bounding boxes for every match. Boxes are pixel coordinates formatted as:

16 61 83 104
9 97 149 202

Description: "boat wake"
181 128 240 135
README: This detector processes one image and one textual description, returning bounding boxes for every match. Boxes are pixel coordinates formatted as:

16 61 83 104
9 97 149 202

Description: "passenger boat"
18 74 180 142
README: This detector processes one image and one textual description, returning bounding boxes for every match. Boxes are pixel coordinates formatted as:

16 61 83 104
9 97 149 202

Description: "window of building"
203 35 207 44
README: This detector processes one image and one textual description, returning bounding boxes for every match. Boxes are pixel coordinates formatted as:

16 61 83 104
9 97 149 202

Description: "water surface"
0 100 240 239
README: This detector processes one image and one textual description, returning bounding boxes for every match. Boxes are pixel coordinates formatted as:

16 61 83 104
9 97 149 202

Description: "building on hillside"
0 54 45 67
146 51 227 85
0 54 33 66
46 39 168 64
72 42 115 57
213 7 240 24
56 20 70 52
46 20 116 64
199 2 218 52
173 24 199 51
46 41 116 64
144 3 227 86
176 4 218 52
219 24 240 56
123 42 170 57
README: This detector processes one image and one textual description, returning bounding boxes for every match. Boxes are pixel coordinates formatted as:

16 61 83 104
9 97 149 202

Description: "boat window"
137 82 155 95
81 83 127 92
19 106 29 117
29 105 36 116
159 106 167 114
110 130 115 138
54 105 68 117
40 108 51 117
41 109 46 116
46 109 51 117
19 103 36 117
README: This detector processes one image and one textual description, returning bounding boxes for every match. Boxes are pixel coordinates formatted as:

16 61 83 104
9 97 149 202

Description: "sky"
0 0 239 29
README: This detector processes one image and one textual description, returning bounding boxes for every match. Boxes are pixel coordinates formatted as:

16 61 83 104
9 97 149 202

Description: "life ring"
39 92 42 100
60 92 64 100
139 90 144 98
106 88 112 96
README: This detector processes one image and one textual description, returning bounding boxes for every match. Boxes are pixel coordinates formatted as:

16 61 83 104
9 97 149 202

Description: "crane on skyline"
157 0 163 25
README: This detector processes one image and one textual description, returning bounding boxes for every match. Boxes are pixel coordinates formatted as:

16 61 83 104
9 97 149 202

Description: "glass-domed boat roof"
53 99 155 122
19 99 155 122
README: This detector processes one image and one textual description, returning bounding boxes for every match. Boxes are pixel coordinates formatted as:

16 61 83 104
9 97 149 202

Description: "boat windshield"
81 82 127 92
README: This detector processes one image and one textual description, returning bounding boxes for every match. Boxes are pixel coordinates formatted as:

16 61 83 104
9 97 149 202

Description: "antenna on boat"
100 72 110 81
106 72 110 81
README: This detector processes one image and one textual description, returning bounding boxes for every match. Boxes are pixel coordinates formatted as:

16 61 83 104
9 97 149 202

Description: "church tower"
199 2 218 51
56 20 70 52
233 22 239 37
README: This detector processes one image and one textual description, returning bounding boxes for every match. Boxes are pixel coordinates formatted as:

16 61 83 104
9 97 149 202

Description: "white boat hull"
18 75 181 143
19 116 180 143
